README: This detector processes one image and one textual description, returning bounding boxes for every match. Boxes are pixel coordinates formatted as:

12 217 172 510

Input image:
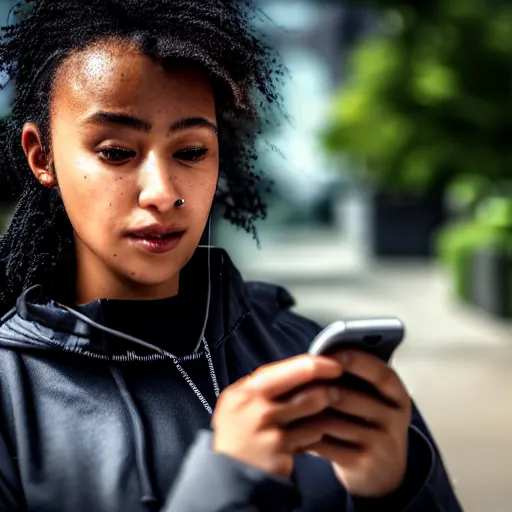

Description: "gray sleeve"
163 430 299 512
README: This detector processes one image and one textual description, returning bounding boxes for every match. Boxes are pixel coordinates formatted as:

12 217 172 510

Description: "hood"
0 247 260 359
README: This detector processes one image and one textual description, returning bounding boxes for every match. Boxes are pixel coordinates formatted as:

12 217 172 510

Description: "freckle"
84 176 87 179
113 254 117 258
130 272 135 276
109 203 112 207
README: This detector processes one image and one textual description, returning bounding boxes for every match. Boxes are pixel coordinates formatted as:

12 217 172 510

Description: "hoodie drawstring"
109 364 160 511
22 299 211 511
0 307 16 325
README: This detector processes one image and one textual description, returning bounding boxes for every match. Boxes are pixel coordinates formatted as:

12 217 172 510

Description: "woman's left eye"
98 147 135 162
174 147 208 162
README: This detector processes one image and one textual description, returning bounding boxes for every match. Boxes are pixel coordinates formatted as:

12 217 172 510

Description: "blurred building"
0 1 16 208
250 1 369 224
0 0 16 116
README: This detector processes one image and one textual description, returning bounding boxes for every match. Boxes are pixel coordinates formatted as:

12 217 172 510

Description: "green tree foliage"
323 0 512 194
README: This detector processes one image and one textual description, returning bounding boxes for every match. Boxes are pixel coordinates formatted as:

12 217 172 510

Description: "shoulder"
243 280 323 359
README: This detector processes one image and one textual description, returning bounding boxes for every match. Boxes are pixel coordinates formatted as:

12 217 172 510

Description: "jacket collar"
15 247 252 348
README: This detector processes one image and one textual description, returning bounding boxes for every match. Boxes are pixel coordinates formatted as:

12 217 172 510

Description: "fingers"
263 377 404 431
287 413 380 451
330 387 393 428
276 382 407 441
333 351 410 409
245 354 343 399
272 385 342 425
307 438 362 467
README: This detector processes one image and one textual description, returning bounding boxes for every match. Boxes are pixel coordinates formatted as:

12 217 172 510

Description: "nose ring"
174 198 185 208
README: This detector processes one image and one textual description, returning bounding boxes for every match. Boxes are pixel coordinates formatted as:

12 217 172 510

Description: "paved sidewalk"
221 227 511 345
217 225 512 512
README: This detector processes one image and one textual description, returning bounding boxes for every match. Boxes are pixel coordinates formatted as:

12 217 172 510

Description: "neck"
75 272 180 304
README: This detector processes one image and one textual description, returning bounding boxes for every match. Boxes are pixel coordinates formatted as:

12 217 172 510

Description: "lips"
131 232 182 240
129 225 185 239
127 225 187 254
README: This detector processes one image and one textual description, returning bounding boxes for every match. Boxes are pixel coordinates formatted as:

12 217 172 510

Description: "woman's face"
23 41 219 302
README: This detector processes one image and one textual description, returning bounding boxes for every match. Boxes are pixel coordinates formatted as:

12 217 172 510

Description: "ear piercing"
40 173 54 187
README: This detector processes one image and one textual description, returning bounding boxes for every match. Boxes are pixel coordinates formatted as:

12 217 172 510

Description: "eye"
174 147 208 162
98 147 136 163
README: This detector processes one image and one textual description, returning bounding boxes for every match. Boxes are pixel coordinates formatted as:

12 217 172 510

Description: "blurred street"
217 226 512 512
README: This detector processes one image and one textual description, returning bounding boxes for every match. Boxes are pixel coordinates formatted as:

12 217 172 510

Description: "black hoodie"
0 248 463 512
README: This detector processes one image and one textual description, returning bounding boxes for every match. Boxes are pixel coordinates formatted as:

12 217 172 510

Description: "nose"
138 153 179 213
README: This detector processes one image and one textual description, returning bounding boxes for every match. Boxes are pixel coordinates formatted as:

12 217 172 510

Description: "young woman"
0 1 462 511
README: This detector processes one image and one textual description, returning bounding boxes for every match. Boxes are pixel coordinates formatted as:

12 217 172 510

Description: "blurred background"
1 0 511 510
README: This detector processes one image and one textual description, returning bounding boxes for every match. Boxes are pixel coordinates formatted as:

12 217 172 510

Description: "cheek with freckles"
54 147 135 228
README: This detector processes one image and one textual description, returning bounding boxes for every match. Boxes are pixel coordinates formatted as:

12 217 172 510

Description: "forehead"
52 40 215 117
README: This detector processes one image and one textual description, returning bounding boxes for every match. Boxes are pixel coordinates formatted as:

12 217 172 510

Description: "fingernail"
328 387 341 403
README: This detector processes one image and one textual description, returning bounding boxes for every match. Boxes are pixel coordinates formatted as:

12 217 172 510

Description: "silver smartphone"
308 318 405 400
308 319 405 407
308 318 405 364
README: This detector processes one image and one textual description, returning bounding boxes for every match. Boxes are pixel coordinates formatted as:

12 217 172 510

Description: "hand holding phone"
308 318 405 400
305 319 411 497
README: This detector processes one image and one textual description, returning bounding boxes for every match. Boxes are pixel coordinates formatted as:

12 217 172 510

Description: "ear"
21 122 55 187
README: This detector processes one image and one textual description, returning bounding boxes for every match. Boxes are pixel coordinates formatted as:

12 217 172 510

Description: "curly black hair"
0 0 285 314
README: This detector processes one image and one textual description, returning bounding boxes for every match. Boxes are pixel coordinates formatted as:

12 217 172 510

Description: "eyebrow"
82 112 218 135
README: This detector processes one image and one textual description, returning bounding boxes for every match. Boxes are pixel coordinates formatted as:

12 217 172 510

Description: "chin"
117 242 197 288
122 262 182 291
